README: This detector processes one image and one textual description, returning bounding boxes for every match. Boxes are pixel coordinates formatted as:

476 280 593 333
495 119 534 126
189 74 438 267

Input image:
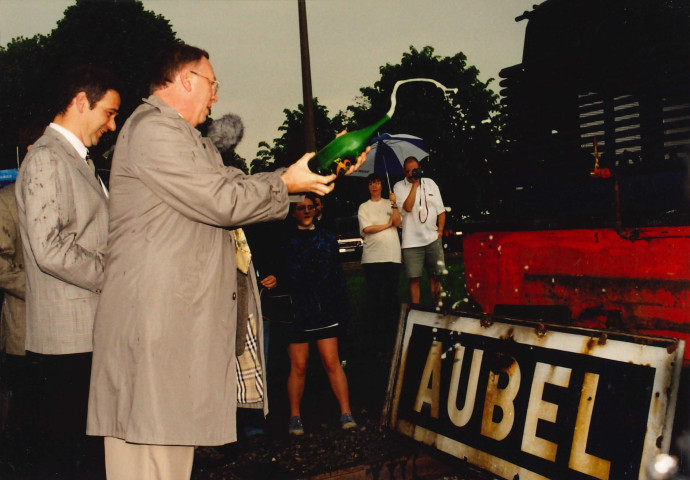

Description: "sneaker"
340 413 357 430
244 425 265 438
288 416 304 436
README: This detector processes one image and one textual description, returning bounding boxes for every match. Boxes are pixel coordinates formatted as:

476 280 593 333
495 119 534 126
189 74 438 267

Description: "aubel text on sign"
387 308 683 480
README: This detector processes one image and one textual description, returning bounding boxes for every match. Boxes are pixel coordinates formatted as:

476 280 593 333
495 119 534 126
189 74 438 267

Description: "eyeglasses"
190 70 220 94
295 204 315 212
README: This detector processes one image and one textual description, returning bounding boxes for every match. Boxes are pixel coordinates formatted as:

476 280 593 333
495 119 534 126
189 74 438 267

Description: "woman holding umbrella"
357 173 402 338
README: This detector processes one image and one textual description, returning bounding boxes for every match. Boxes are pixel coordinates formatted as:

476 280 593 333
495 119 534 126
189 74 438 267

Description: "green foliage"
249 98 369 218
0 34 51 163
250 141 277 174
346 255 467 323
49 1 177 114
253 45 504 221
249 98 344 173
348 46 504 221
220 151 249 174
0 0 178 169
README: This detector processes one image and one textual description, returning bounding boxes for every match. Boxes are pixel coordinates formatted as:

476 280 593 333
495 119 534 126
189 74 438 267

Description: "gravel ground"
0 258 496 480
189 306 496 480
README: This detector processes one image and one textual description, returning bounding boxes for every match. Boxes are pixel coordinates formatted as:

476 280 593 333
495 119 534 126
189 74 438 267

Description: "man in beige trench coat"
86 44 366 479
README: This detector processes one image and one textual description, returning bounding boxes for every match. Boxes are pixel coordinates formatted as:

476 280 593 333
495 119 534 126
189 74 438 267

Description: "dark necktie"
85 152 108 199
85 152 97 176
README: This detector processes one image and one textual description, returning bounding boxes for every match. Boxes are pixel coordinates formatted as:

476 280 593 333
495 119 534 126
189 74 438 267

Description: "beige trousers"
104 436 194 480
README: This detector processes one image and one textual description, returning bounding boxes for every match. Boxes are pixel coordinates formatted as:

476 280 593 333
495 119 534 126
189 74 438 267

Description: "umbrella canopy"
351 134 428 181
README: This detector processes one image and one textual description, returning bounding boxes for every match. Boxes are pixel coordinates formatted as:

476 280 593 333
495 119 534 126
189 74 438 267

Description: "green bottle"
308 115 390 176
307 78 457 176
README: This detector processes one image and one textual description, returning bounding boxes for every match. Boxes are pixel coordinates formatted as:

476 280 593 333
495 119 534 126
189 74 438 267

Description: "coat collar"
38 127 108 200
48 123 87 160
142 95 201 140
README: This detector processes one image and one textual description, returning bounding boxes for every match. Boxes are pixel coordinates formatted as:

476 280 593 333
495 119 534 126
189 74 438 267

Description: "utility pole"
298 0 316 152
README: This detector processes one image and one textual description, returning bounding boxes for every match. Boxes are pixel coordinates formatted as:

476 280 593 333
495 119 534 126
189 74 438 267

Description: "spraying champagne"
307 78 458 176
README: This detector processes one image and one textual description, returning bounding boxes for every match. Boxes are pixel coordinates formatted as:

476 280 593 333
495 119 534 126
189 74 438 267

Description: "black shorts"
288 324 340 344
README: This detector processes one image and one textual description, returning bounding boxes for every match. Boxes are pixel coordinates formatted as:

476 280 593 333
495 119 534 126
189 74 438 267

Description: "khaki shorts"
402 239 445 278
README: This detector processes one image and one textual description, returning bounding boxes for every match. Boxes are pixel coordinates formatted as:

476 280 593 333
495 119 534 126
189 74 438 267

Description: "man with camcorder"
393 156 446 304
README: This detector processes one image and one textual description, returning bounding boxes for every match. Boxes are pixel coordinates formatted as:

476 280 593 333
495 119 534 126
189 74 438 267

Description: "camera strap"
418 179 429 224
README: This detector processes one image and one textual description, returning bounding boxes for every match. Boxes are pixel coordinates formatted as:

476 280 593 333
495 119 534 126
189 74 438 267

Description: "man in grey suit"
0 182 26 438
15 66 120 474
87 44 365 479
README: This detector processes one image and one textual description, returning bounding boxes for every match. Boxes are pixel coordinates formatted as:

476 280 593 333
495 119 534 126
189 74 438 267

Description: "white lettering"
447 347 484 427
481 356 521 441
522 362 572 461
414 340 442 418
569 373 611 480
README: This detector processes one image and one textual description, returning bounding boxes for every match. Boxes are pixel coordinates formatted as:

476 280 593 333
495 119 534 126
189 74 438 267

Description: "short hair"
305 192 319 206
54 65 122 116
367 173 382 183
403 156 419 168
149 43 210 94
289 194 316 215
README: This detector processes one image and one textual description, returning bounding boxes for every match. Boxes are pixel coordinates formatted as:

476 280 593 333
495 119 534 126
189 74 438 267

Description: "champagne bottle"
307 115 390 176
307 78 457 177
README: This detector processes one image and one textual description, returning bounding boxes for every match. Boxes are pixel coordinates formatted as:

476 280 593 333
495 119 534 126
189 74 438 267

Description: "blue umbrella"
352 133 429 190
0 169 17 189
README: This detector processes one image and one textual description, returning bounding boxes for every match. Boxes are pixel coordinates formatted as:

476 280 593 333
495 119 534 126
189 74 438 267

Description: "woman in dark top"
280 195 356 435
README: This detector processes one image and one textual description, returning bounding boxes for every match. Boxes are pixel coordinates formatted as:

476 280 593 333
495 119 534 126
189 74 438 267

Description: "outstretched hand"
280 153 336 195
334 130 370 176
280 131 371 195
342 146 369 175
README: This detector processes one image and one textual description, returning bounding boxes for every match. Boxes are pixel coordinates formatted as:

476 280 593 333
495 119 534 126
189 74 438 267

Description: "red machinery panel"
463 227 690 361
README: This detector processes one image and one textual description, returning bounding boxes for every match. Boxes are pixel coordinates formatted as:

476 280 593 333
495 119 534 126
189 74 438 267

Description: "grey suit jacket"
15 126 108 354
0 184 26 355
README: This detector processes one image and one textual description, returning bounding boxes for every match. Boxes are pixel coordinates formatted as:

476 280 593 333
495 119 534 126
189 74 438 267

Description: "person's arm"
362 222 392 234
432 181 446 238
245 222 283 291
279 137 369 195
436 211 446 239
359 202 392 234
0 191 24 299
402 180 419 213
260 274 277 290
133 120 289 228
280 154 336 196
19 148 105 292
389 192 401 227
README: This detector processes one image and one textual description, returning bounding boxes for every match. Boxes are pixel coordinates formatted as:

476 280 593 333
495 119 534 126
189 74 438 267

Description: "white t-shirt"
393 177 445 249
357 199 401 264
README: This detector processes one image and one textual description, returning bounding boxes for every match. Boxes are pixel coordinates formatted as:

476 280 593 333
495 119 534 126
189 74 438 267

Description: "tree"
347 46 504 220
250 141 281 174
0 0 178 170
248 99 369 219
0 35 52 165
250 98 344 174
252 46 504 221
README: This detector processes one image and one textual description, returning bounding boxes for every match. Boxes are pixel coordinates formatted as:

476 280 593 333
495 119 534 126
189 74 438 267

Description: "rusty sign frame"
384 306 684 480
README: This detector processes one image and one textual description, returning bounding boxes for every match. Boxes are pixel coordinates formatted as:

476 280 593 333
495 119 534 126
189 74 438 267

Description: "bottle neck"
372 115 390 131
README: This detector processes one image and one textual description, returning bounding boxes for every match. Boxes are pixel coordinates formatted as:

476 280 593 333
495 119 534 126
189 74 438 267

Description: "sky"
0 0 537 161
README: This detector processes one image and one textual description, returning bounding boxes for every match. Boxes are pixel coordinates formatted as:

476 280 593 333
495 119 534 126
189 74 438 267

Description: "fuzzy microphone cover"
208 113 244 153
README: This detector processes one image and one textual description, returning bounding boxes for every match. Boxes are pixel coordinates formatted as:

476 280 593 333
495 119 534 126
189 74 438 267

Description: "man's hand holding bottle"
280 131 369 195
